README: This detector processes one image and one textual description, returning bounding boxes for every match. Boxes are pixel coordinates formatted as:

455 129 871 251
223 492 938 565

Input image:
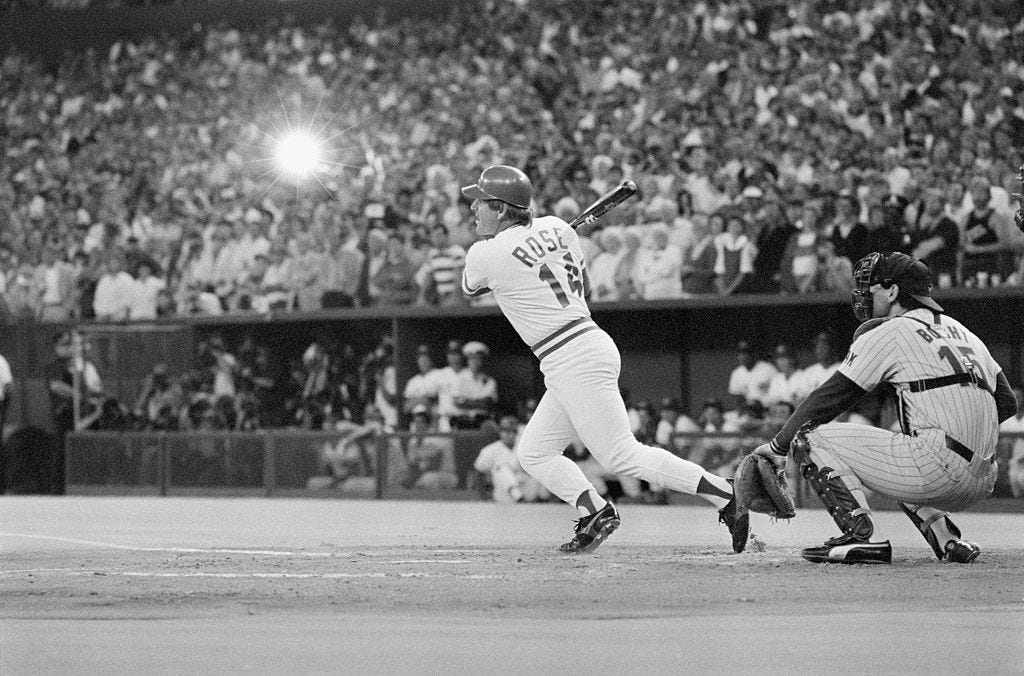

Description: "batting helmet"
460 165 532 209
851 252 943 322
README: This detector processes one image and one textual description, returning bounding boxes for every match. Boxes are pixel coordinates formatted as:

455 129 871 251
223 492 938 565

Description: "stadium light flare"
273 130 324 178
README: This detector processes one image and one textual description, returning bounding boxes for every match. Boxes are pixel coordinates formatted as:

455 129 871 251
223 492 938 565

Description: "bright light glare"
274 131 323 177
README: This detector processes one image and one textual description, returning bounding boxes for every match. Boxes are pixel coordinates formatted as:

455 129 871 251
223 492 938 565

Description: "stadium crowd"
3 0 1024 323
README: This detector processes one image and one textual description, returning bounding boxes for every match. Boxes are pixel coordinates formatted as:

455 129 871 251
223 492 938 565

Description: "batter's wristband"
768 439 787 456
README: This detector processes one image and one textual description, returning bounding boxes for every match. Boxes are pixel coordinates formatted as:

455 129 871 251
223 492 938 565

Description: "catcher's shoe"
801 534 892 564
944 540 981 564
718 479 748 553
560 502 620 554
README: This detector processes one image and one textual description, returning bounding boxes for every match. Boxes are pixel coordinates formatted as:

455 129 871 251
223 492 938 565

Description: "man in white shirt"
93 256 136 321
403 344 440 421
473 415 549 503
796 332 840 403
432 340 466 432
727 340 776 409
127 262 166 320
765 343 802 407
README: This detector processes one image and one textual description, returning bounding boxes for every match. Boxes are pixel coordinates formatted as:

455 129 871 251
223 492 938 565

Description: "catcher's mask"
851 252 944 322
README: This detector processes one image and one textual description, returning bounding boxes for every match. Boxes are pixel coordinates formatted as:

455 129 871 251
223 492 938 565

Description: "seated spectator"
400 405 458 490
691 399 741 472
472 414 549 503
450 341 497 430
727 340 776 410
128 262 166 320
372 231 419 306
765 343 801 407
999 386 1024 498
403 344 441 421
93 255 135 321
779 204 824 294
635 224 683 299
826 192 869 266
962 175 1010 284
416 224 466 306
738 200 796 294
654 396 700 457
613 229 643 301
795 332 840 403
863 202 904 258
588 228 627 302
36 245 76 323
813 240 854 294
133 363 184 430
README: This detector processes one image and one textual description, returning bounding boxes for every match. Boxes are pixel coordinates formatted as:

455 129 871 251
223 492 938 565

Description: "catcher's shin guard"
792 428 873 542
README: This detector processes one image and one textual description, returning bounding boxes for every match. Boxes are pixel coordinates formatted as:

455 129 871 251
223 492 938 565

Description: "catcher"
742 252 1018 564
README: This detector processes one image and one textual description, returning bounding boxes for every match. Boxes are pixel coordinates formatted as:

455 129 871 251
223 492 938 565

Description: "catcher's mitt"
734 453 796 520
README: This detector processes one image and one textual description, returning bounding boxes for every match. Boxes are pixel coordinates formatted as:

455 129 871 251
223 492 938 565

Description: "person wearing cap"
449 341 498 430
727 340 777 411
752 251 1018 565
432 340 466 432
460 165 744 554
472 415 550 503
401 403 458 490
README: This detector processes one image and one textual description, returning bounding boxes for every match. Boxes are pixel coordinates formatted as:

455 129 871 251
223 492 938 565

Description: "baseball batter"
460 165 745 554
754 252 1018 564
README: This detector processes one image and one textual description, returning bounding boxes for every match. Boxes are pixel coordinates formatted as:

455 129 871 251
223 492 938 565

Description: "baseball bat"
566 180 638 230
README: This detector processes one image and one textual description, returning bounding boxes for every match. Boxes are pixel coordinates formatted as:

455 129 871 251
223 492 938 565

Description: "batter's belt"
531 317 600 361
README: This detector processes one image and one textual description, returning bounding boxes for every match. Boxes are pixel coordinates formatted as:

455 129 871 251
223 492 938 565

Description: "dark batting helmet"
460 165 532 209
851 252 943 322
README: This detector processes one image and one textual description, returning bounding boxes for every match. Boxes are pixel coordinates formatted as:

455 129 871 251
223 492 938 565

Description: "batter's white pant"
805 423 997 513
517 329 709 505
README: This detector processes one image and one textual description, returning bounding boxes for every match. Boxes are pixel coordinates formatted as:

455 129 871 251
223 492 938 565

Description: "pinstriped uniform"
807 308 1000 511
463 216 713 504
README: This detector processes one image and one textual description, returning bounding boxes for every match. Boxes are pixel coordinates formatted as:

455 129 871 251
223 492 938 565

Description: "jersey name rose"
511 228 569 268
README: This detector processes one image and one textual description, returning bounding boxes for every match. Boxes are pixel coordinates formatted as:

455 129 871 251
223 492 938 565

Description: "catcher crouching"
741 252 1018 564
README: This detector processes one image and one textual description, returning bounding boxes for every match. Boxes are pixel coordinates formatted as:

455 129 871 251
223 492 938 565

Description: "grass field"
2 496 1023 675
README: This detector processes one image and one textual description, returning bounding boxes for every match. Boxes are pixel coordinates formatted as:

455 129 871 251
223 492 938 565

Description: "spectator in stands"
813 239 854 294
450 341 497 430
403 344 440 422
863 201 904 259
654 396 700 457
473 414 549 503
92 255 135 321
36 245 76 323
714 212 755 296
691 399 741 472
739 200 796 294
132 363 184 431
613 229 643 301
358 229 388 307
372 231 419 306
764 343 801 408
416 224 466 306
1000 386 1024 498
400 404 458 490
727 340 775 410
827 192 869 266
4 263 42 322
680 213 720 296
635 224 683 300
127 262 165 320
908 187 960 286
0 350 12 446
962 175 1011 284
779 203 824 295
588 228 626 302
795 332 840 404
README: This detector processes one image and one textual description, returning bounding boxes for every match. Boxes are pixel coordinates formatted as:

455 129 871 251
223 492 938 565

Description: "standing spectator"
962 175 1011 283
727 340 776 410
613 229 643 301
739 201 796 294
680 213 720 295
92 256 135 321
433 339 466 432
403 344 440 420
450 341 497 430
473 414 550 503
907 187 960 286
322 226 364 309
36 246 76 323
5 263 43 321
827 192 869 266
358 229 388 306
863 202 904 257
372 232 419 306
127 262 166 320
813 239 854 294
714 213 755 296
779 203 824 294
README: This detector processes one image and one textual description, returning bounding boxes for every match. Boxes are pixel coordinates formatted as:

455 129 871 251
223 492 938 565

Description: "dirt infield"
2 497 1023 674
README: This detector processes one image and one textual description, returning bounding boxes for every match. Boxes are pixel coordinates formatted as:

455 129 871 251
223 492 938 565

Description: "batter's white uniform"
805 308 1000 511
462 216 714 505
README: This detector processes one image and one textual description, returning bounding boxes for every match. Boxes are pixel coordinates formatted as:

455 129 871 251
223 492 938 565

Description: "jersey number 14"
538 253 584 308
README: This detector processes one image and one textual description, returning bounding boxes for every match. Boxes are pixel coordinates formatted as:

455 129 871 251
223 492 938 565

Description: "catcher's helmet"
461 165 532 209
851 252 943 322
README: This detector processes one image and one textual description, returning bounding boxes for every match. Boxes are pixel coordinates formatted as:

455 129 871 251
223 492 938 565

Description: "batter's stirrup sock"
801 461 874 542
697 475 731 509
575 489 607 517
898 503 962 560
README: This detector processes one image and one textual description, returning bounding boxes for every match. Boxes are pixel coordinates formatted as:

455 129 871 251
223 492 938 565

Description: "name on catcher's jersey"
838 308 1002 452
462 215 590 346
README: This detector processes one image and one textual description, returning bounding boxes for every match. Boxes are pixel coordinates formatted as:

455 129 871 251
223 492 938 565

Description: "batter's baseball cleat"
944 539 981 563
560 502 620 554
718 479 748 553
801 537 892 564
